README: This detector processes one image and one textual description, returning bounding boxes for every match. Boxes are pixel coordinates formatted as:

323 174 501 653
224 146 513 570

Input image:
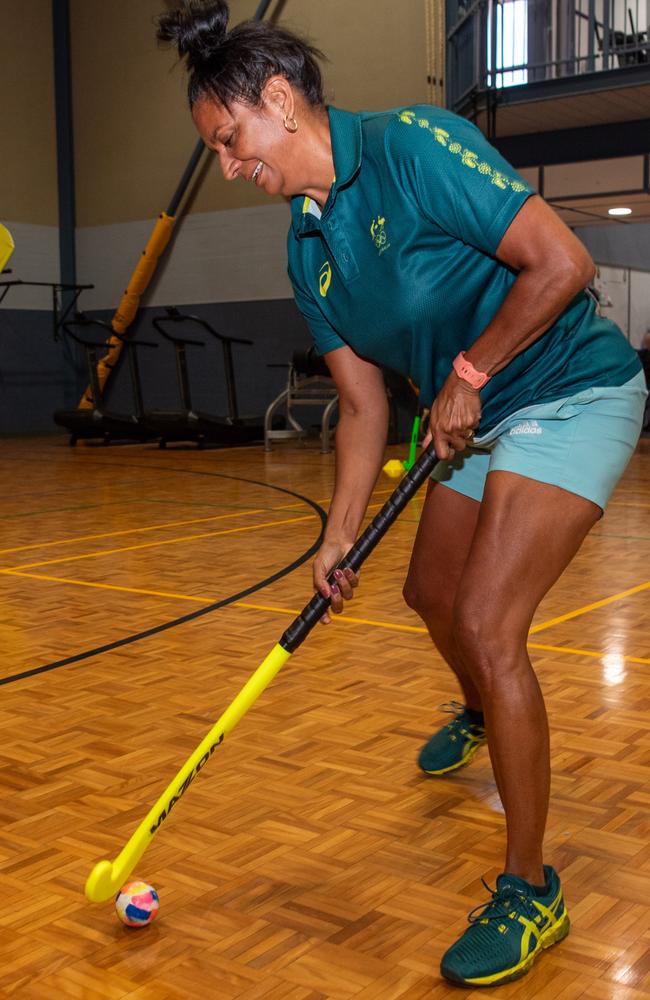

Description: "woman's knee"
403 572 453 627
453 599 527 687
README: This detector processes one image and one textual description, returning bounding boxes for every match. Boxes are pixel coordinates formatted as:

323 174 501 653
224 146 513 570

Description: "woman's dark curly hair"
157 1 325 109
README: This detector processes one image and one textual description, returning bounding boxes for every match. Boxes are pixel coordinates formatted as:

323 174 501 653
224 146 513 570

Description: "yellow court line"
528 641 650 665
234 600 428 633
0 494 330 556
4 573 648 665
236 593 650 643
0 485 396 558
0 508 267 555
530 581 650 634
4 570 209 602
2 499 396 573
235 601 650 663
0 514 317 572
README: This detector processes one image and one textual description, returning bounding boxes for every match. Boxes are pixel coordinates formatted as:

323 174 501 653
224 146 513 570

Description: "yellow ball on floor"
382 459 405 478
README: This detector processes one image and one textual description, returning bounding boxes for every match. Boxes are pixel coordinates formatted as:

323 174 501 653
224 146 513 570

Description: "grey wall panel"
76 205 294 311
0 224 61 310
576 224 650 271
0 310 68 434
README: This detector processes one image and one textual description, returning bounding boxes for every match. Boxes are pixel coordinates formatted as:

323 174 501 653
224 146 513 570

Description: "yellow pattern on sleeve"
396 110 531 196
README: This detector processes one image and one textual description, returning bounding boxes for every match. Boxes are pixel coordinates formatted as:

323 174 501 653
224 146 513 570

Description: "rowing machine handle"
280 444 437 653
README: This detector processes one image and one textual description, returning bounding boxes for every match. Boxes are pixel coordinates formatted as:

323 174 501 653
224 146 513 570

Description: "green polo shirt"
286 105 640 432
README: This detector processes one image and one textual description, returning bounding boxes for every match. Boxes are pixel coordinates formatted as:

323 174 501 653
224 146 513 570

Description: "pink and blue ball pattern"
115 881 159 927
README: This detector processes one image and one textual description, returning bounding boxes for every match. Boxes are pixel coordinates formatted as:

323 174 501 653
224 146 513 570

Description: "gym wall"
71 0 429 307
0 3 58 229
0 0 60 291
0 2 67 433
67 0 430 435
590 265 650 349
0 0 431 434
577 224 650 275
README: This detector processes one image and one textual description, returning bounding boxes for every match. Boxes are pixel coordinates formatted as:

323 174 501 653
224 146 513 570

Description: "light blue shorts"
432 370 647 510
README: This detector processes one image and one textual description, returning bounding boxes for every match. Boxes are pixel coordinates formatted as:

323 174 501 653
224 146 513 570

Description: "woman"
158 1 647 986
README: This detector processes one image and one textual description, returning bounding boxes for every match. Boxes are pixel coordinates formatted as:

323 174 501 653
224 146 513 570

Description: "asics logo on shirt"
319 261 332 298
370 216 391 255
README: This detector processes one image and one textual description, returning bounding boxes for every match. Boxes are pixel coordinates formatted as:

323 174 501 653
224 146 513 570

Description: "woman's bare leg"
405 472 599 884
403 481 482 709
450 471 600 883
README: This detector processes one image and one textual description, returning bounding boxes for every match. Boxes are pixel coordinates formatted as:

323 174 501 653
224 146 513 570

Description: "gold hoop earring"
283 114 298 133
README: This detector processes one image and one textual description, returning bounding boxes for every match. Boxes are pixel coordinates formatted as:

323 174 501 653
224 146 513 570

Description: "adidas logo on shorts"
508 420 542 436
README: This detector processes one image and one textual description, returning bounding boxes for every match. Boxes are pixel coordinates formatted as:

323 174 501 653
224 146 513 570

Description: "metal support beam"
603 0 611 70
476 60 650 105
587 0 596 71
52 0 81 405
528 0 551 82
52 0 76 294
556 0 576 76
493 117 650 166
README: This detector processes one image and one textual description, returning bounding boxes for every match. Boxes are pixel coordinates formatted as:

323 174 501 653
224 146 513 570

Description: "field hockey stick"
0 224 15 273
85 444 438 902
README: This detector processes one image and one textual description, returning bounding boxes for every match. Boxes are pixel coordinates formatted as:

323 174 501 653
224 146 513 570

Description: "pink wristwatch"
453 352 490 390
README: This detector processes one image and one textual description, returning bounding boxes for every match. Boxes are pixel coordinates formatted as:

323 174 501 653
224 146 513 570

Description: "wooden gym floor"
0 434 649 999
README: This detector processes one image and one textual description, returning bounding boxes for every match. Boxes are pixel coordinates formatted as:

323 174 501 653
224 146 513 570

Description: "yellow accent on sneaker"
463 910 570 986
440 868 570 988
420 733 484 775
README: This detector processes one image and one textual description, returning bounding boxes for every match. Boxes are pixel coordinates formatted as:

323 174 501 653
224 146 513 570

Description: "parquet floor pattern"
0 436 648 998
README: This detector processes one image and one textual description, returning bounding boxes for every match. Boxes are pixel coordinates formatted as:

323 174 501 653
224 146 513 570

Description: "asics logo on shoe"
440 866 570 987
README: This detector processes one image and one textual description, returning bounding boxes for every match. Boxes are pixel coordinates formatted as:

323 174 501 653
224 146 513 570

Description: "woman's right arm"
314 345 389 622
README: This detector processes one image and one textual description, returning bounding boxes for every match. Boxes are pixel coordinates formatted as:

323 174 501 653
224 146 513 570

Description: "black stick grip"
280 445 438 653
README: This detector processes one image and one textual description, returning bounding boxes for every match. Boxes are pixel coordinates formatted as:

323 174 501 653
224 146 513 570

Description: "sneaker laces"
438 701 482 738
467 878 536 925
439 700 467 725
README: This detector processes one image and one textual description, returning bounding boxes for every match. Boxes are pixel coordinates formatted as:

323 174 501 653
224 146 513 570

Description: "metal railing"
447 0 649 111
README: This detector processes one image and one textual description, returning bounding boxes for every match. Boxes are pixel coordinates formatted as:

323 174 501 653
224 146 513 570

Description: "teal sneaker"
418 701 486 775
440 865 570 987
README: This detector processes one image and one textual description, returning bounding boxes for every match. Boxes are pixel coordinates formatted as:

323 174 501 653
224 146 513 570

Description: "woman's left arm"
465 194 595 374
425 195 595 459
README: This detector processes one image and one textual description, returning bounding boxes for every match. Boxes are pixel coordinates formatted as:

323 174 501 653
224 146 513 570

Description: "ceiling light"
608 207 632 216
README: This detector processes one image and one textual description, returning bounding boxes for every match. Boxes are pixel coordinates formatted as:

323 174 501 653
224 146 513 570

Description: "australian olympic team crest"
370 216 391 255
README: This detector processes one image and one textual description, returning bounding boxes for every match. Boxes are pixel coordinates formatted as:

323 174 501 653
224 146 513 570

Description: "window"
488 0 528 87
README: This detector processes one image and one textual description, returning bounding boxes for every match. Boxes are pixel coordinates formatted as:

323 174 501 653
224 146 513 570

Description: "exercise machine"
144 306 265 448
53 314 156 445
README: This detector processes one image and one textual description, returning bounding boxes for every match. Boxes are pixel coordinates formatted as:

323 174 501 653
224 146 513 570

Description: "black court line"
0 471 326 687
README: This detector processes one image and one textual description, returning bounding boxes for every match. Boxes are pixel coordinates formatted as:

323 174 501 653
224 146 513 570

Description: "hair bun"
157 1 230 63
